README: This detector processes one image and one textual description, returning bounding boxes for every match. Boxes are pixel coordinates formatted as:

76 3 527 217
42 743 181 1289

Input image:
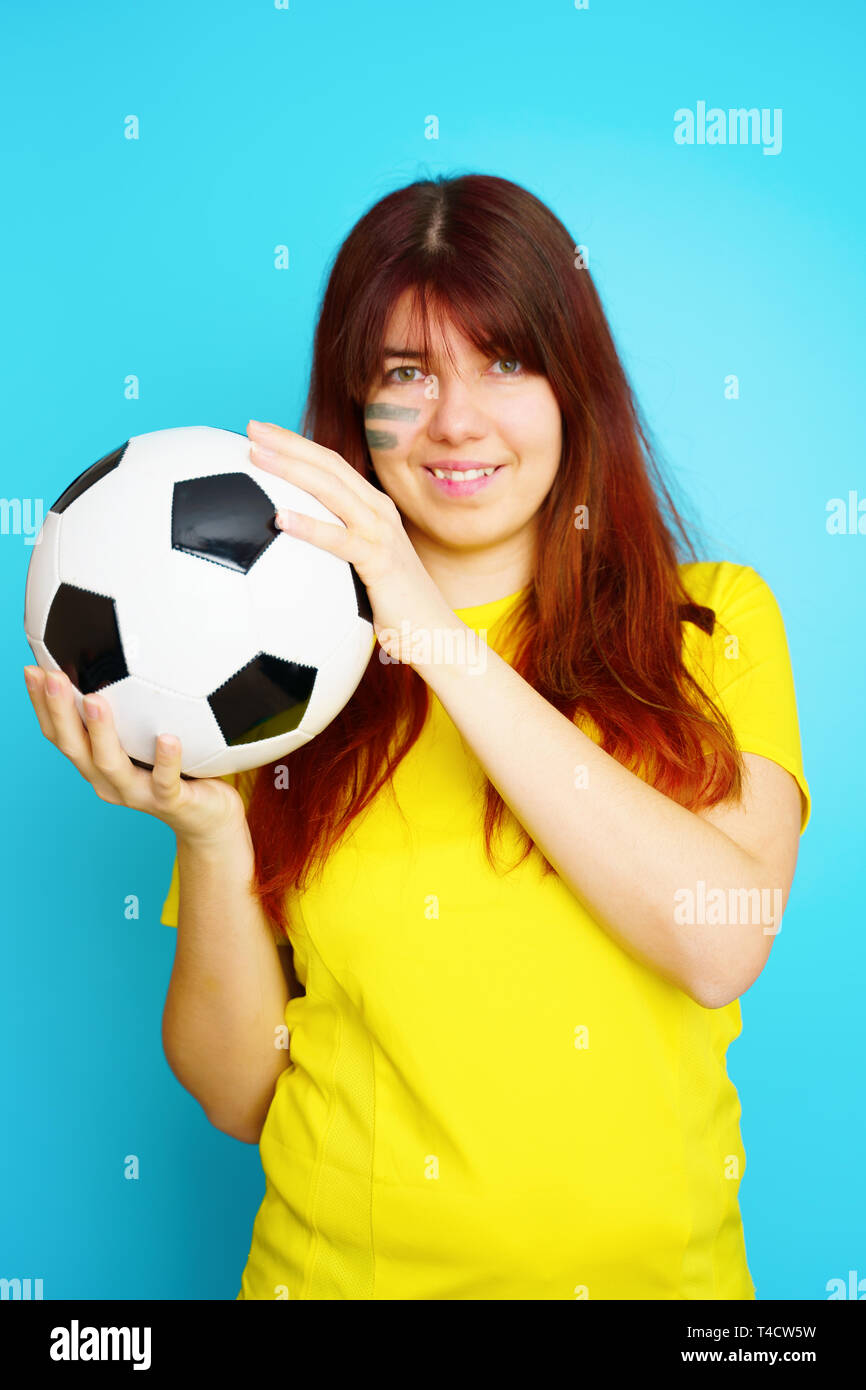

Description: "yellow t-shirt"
159 560 810 1300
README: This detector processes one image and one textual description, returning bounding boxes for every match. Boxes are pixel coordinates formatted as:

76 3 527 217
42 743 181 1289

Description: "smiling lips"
422 461 500 478
426 464 499 481
422 463 505 497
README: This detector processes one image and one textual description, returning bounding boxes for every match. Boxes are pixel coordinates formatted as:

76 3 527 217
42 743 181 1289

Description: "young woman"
25 173 810 1300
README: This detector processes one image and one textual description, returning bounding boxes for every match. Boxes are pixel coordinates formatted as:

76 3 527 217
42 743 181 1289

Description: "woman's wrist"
175 814 254 861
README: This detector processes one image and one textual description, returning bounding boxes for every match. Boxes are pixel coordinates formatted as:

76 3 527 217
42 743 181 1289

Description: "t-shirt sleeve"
691 564 811 835
159 854 181 928
158 769 252 928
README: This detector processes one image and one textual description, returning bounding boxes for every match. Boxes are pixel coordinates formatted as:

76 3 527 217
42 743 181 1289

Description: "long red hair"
242 173 743 942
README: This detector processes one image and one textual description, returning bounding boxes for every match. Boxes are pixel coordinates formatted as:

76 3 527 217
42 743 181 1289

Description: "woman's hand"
246 419 456 667
23 665 247 848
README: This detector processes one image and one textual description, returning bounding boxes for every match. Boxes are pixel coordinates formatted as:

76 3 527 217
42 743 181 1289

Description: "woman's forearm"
162 820 291 1142
419 627 775 1008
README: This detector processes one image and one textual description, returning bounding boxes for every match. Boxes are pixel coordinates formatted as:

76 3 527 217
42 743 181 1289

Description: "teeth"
431 467 498 481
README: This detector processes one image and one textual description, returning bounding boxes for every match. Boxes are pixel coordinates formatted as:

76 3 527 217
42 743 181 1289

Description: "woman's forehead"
381 294 498 364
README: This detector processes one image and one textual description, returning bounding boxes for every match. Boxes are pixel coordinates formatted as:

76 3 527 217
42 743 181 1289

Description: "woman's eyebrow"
382 346 425 359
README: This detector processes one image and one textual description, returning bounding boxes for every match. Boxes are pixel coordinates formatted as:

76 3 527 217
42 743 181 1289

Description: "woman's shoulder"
677 561 788 641
677 559 768 609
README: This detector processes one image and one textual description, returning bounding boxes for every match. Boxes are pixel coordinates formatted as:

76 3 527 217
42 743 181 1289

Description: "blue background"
2 0 863 1300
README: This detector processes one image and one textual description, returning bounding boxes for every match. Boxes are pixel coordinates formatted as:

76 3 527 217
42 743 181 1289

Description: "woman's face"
362 289 562 561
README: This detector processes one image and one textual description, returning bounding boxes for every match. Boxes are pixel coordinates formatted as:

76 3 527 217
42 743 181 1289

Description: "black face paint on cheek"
364 402 420 450
366 403 421 422
365 429 398 448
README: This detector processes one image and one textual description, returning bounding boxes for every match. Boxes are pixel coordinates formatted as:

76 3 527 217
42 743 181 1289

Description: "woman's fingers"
28 667 91 765
148 735 185 808
80 687 147 805
24 664 200 828
26 667 133 804
23 666 58 742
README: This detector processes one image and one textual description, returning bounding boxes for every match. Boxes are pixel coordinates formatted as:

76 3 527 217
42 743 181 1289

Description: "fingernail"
83 697 100 720
250 442 279 461
46 674 60 695
23 666 36 686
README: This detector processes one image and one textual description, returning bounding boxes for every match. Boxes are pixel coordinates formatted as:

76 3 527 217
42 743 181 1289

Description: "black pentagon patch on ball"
172 473 278 574
44 584 128 693
209 652 318 747
349 564 373 624
50 442 128 514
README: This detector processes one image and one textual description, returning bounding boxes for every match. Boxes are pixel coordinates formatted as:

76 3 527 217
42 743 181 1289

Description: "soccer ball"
23 425 376 776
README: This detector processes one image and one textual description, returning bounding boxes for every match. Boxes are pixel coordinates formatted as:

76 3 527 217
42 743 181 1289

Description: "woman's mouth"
422 464 506 498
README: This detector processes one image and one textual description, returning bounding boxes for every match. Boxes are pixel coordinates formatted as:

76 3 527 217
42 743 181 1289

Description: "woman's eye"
383 358 524 384
385 365 423 383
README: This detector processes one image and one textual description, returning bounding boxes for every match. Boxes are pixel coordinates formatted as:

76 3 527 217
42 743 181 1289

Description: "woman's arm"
163 823 291 1142
420 632 802 1010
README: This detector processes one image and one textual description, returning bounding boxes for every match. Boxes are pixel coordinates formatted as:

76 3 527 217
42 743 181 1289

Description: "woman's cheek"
364 401 421 451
